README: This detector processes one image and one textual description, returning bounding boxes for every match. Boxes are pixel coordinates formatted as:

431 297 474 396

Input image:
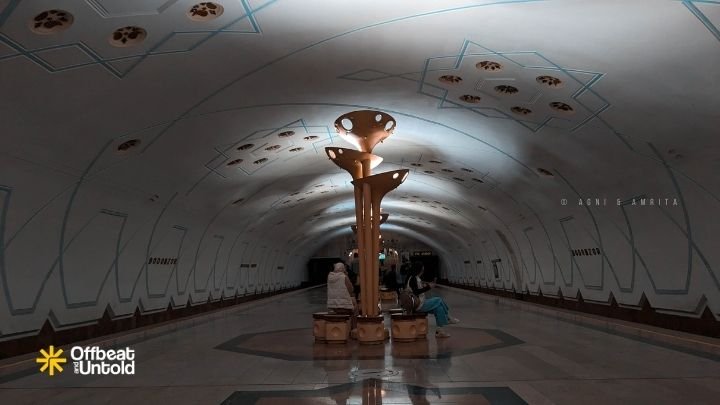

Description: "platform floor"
1 286 719 404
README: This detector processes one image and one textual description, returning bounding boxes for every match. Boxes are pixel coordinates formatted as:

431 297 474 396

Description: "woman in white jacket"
327 262 358 331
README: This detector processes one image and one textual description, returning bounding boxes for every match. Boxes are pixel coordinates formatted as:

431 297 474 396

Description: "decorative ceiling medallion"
438 75 462 84
304 135 319 140
265 145 281 151
494 85 518 95
511 106 532 115
237 143 254 150
278 130 295 138
187 2 224 21
459 95 481 104
289 147 303 152
536 75 563 88
116 139 141 153
253 158 268 164
109 26 147 47
549 101 574 113
476 61 502 71
30 10 73 34
226 158 243 166
537 167 554 176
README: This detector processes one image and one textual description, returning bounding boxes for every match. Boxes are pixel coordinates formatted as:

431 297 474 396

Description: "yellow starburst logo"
36 345 67 376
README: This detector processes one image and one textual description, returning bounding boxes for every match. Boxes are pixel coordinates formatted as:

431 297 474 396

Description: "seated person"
327 262 358 331
407 261 459 338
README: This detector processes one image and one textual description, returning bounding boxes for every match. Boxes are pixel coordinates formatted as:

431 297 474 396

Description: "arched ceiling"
2 0 719 257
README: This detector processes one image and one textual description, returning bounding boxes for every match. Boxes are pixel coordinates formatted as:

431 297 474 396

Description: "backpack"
398 277 417 313
398 289 416 313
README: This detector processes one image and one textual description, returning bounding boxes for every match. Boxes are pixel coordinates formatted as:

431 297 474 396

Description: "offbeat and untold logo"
37 346 135 376
36 345 67 376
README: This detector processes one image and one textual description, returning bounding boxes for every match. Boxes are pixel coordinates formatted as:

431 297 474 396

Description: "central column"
326 110 409 344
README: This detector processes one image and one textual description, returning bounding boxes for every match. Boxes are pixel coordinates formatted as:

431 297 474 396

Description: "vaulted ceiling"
1 0 719 323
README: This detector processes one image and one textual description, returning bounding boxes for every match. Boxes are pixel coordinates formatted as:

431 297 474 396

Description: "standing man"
350 252 360 300
399 258 411 287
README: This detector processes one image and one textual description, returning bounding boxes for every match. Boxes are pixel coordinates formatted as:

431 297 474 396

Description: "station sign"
412 251 433 256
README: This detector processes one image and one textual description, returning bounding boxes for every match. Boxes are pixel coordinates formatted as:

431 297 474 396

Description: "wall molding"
440 281 719 339
0 286 302 359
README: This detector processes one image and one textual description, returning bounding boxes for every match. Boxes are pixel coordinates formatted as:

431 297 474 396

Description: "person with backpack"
405 261 459 338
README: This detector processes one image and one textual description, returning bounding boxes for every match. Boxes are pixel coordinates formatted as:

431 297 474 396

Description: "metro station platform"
1 286 719 404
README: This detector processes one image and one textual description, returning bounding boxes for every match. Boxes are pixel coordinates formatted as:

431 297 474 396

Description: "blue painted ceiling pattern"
341 40 607 133
187 119 337 196
682 0 720 42
0 0 272 78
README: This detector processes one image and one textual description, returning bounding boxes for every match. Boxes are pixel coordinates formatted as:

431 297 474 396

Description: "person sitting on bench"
327 262 358 331
407 261 459 338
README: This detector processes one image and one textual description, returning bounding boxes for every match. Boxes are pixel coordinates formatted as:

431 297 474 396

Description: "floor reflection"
215 327 523 361
221 378 529 404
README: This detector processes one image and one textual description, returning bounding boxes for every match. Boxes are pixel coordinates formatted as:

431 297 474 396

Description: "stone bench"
312 312 330 343
412 312 428 339
313 312 352 343
391 313 418 342
324 314 351 344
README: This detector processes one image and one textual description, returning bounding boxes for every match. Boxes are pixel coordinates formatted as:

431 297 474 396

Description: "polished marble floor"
1 286 719 404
